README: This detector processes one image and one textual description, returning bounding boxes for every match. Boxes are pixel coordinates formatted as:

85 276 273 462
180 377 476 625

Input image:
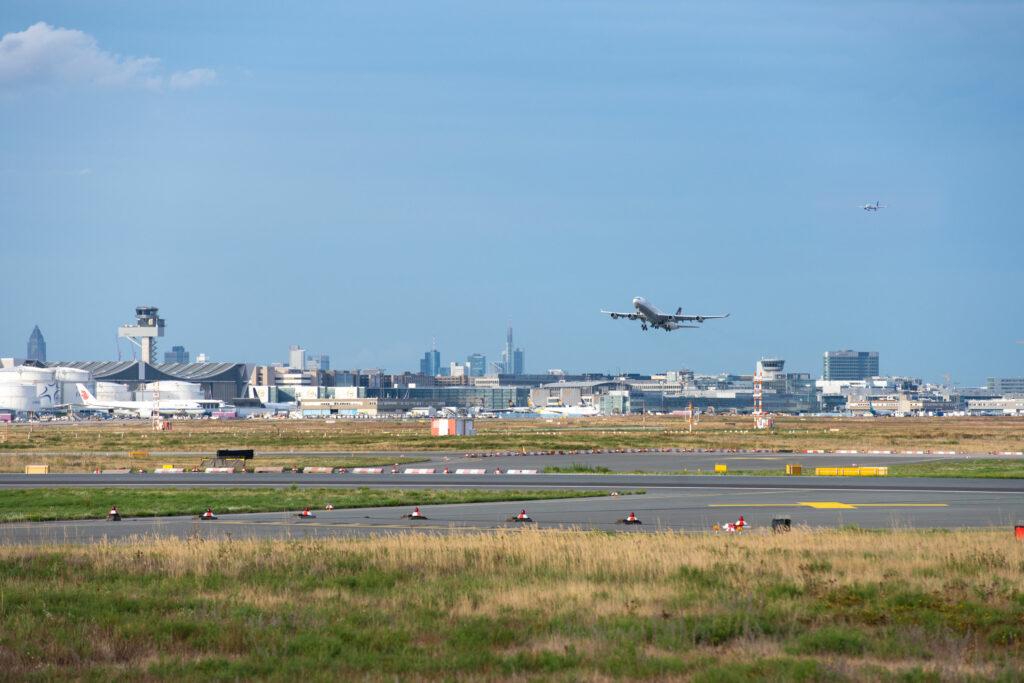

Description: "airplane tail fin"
76 383 96 404
676 307 682 315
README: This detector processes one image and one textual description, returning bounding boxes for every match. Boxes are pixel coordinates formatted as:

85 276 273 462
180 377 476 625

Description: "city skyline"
2 3 1022 384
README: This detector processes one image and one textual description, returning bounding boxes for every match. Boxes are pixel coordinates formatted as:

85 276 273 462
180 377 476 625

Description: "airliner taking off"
861 201 886 211
601 297 729 332
75 384 224 418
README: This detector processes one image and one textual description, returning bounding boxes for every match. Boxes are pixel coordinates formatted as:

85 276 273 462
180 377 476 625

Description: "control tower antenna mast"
117 306 165 365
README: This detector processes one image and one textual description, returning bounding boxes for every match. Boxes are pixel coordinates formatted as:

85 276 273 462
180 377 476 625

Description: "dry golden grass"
0 415 1022 460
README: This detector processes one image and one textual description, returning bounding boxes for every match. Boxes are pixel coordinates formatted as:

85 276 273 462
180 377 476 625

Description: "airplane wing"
667 313 730 323
600 310 641 321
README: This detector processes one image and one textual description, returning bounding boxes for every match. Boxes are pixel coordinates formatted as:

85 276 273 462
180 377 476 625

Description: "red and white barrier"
455 468 487 475
931 451 958 455
404 468 436 475
867 450 892 455
153 468 185 473
254 466 285 473
204 467 235 473
835 450 859 454
101 469 131 475
995 451 1023 456
351 467 384 474
506 469 538 475
303 467 335 474
803 450 826 454
901 451 925 455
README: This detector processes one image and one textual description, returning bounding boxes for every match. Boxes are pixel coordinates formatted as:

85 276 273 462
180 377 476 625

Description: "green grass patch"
788 626 870 656
0 529 1021 680
887 459 1024 479
0 487 624 523
543 463 614 474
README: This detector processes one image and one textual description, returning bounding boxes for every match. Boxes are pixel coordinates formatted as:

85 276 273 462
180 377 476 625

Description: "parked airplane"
75 383 223 417
861 201 886 211
535 405 600 418
601 297 729 332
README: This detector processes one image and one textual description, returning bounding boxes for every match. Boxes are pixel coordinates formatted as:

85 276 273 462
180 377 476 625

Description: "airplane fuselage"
633 297 680 331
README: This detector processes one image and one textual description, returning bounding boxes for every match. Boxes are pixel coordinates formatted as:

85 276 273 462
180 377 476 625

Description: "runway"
2 448 1006 474
3 471 1024 494
2 473 1022 544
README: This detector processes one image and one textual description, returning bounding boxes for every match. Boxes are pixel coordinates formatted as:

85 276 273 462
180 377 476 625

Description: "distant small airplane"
861 201 886 211
601 297 729 332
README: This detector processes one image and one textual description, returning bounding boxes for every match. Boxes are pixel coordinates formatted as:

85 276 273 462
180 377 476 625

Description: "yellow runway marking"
800 502 857 509
709 502 948 510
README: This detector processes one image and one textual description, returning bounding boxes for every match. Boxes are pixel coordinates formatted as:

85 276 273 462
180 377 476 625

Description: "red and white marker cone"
443 467 451 475
623 511 642 525
200 508 217 520
510 509 533 523
325 503 334 511
107 506 121 521
736 515 746 530
297 507 316 518
403 506 428 520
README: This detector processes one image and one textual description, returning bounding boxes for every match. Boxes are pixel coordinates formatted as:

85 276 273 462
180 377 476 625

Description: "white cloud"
0 22 216 91
169 67 217 90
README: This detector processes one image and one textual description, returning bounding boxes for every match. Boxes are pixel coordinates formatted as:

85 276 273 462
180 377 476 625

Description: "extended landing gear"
641 324 648 331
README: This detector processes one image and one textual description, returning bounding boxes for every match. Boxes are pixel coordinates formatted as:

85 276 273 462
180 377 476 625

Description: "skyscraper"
420 349 441 376
163 345 189 364
288 345 305 370
513 348 525 375
499 323 526 375
26 325 46 362
466 353 487 377
823 350 879 380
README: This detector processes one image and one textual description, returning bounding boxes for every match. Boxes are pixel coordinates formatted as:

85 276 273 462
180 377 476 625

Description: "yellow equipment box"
24 465 49 474
785 464 802 475
714 464 728 473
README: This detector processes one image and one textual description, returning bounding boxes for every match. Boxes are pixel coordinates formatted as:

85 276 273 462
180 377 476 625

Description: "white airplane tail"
76 383 96 404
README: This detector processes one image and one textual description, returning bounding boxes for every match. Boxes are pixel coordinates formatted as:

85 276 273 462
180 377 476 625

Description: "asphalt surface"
2 449 1012 473
4 471 1024 494
2 473 1023 544
3 483 1022 545
3 449 1022 544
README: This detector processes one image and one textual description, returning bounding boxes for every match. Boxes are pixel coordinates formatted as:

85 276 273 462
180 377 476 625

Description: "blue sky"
1 1 1021 383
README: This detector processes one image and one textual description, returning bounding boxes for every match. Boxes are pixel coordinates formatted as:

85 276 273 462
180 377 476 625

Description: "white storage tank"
136 381 202 401
96 382 132 402
54 368 93 406
0 382 39 412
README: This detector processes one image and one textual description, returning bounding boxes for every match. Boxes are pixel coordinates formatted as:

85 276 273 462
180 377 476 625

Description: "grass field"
887 459 1024 479
1 415 1022 455
0 487 620 523
1 528 1022 680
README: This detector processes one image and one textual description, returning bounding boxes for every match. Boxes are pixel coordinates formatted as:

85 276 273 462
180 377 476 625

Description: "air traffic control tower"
118 306 165 364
